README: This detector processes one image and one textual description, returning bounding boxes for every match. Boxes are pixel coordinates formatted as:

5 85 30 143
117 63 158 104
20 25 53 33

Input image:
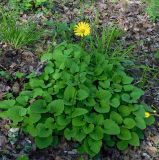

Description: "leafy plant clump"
8 0 51 12
0 42 155 157
0 12 43 49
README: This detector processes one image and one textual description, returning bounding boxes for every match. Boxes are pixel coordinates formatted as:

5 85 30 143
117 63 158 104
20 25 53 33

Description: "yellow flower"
74 22 90 37
145 112 151 118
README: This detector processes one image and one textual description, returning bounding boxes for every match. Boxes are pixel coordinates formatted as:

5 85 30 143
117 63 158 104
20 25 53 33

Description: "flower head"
74 22 90 37
145 112 151 118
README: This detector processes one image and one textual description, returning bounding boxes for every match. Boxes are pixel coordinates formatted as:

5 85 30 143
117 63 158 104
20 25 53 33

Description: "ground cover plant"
0 22 156 158
0 11 42 49
8 0 50 12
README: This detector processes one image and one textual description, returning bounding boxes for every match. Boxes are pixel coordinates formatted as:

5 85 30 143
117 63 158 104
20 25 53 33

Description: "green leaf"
45 117 55 129
123 85 134 91
110 111 123 124
84 113 104 125
72 108 88 118
112 83 122 92
29 79 45 88
36 123 52 137
89 126 103 140
130 88 144 101
118 105 131 117
99 80 110 89
41 53 53 61
64 86 76 102
145 116 155 126
30 99 48 113
117 128 132 140
94 100 110 113
123 118 136 129
112 74 122 83
135 128 144 139
27 125 37 137
121 93 130 103
110 97 120 108
128 132 140 146
94 66 104 76
72 116 85 126
77 89 89 100
96 89 112 100
122 76 133 84
74 129 86 142
16 96 28 106
44 65 54 74
104 119 120 135
103 135 115 147
56 115 71 126
133 105 145 117
0 100 15 109
33 88 44 98
53 49 66 68
135 117 146 129
35 136 53 149
48 99 64 116
88 138 102 154
84 97 96 107
64 128 75 140
79 139 96 157
117 141 128 150
25 113 41 124
83 123 94 134
70 62 80 73
7 106 26 123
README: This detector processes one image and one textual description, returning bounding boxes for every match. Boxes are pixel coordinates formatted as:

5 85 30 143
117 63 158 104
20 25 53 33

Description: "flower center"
80 28 85 33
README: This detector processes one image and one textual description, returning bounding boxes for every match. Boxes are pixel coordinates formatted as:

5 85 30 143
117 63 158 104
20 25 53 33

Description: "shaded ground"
0 0 159 159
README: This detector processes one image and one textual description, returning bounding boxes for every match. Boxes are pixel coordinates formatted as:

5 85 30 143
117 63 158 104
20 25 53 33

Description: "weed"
0 41 155 157
0 11 43 49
